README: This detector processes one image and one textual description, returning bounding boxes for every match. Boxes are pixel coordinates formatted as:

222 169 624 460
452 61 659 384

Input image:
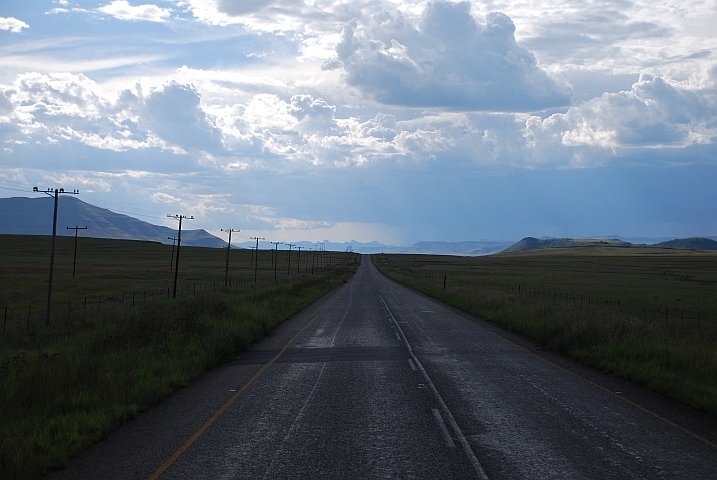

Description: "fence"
405 269 715 335
2 274 280 337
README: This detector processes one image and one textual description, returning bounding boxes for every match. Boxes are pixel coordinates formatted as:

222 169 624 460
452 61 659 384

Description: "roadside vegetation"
372 247 717 418
0 234 359 479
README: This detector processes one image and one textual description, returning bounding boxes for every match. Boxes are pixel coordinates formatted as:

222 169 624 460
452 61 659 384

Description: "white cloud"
525 74 717 153
98 0 171 23
331 2 571 111
0 17 29 33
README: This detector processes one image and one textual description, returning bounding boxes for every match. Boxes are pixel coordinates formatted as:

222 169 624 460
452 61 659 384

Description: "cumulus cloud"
526 75 717 152
332 2 571 111
0 17 29 33
142 82 223 151
98 0 171 22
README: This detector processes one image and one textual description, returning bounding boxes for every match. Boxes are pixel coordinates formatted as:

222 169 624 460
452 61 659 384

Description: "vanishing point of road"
49 256 717 479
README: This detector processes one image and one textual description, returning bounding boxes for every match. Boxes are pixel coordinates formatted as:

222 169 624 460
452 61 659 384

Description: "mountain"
390 240 514 255
0 196 226 248
653 237 717 250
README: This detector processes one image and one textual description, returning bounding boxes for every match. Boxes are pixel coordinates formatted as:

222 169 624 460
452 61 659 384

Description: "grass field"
0 234 345 327
372 246 717 417
0 234 359 479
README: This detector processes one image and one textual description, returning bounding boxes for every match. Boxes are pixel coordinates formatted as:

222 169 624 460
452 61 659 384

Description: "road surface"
49 255 717 479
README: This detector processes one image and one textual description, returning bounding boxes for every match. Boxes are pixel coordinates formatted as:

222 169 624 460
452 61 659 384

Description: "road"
50 255 717 479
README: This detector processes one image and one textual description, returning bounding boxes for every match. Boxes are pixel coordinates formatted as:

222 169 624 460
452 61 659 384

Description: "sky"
1 0 716 246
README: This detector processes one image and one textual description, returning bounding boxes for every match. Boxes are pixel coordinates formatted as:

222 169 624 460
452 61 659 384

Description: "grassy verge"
372 251 717 418
0 254 360 480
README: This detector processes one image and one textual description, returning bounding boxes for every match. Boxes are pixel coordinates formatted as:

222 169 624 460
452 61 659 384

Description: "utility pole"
296 246 302 275
287 243 294 275
66 225 87 277
221 228 239 289
34 186 80 325
168 214 193 299
270 241 281 281
251 237 265 282
168 236 177 270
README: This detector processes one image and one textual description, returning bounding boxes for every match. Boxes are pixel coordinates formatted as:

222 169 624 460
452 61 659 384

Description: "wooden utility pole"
251 237 265 282
66 225 88 277
270 241 281 281
34 186 79 325
221 229 239 289
168 236 177 270
168 214 193 299
296 246 302 275
287 244 294 275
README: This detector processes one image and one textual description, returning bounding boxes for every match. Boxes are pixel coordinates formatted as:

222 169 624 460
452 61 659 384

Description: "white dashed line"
379 295 489 480
408 359 417 371
432 408 456 448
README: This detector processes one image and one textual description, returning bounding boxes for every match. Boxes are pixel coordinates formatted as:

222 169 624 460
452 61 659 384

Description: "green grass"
0 234 342 317
372 248 717 417
0 235 359 479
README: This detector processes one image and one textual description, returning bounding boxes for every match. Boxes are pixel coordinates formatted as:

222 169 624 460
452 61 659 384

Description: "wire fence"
2 250 356 338
404 269 716 336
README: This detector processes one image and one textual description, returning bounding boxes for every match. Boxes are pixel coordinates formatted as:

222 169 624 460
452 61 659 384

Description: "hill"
0 196 225 247
502 237 632 253
653 237 717 250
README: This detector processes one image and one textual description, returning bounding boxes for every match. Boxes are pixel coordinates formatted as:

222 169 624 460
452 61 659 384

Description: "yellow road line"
148 287 345 479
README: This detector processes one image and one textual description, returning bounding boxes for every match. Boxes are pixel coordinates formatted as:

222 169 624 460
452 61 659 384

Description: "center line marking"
408 359 417 371
379 295 489 480
395 331 401 341
432 408 456 448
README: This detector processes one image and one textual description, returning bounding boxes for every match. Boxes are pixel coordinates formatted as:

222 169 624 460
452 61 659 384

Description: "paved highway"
50 255 717 479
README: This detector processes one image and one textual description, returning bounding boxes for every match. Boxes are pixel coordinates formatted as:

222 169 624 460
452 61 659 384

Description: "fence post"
26 305 31 334
443 275 447 291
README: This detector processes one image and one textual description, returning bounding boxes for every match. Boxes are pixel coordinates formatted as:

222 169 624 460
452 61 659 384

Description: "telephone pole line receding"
251 237 265 283
168 214 193 299
222 229 239 289
34 186 80 325
66 225 87 277
295 246 302 275
168 237 177 270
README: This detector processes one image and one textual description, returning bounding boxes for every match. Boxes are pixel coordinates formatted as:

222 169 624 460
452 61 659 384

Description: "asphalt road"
48 255 717 479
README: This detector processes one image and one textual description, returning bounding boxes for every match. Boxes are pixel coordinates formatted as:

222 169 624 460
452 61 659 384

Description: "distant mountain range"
3 196 715 254
502 236 717 253
0 196 225 247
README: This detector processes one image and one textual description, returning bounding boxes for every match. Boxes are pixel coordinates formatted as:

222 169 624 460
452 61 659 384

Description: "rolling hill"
0 196 225 247
502 236 717 253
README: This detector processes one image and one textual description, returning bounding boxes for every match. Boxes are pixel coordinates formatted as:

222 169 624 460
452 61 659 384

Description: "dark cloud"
333 1 571 111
